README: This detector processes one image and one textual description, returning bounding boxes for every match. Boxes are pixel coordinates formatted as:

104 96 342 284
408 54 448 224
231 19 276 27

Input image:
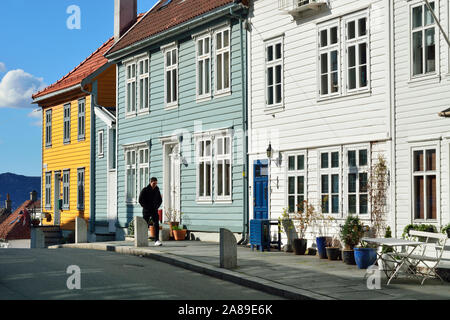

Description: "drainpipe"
229 8 249 245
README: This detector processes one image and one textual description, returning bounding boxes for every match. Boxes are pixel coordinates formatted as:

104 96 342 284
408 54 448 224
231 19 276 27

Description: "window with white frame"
138 147 150 195
197 35 211 99
345 147 369 215
109 128 116 170
411 1 436 77
45 172 52 209
319 150 341 214
126 149 137 203
265 37 283 107
63 104 71 144
412 147 437 220
78 99 85 141
126 62 137 115
197 137 212 202
215 28 231 95
287 153 306 213
77 168 85 210
345 14 369 91
63 170 70 210
318 23 340 97
216 135 232 201
164 45 178 107
138 58 149 112
45 109 52 147
98 130 104 158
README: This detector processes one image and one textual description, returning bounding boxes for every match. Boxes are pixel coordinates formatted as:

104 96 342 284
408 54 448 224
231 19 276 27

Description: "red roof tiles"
0 201 35 241
108 0 247 55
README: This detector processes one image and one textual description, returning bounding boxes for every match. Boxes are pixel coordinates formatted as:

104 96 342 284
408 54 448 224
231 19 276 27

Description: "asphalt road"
0 248 284 300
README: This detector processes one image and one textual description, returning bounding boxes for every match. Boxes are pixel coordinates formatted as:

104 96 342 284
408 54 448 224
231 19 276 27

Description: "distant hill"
0 173 41 210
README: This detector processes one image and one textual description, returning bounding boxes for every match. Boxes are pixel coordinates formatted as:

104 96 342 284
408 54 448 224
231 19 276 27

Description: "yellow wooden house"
32 37 116 233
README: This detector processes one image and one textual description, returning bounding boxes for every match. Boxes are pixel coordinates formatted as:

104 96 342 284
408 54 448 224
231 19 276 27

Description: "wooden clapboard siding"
93 115 109 227
393 0 450 236
97 65 117 108
41 95 91 231
115 17 247 234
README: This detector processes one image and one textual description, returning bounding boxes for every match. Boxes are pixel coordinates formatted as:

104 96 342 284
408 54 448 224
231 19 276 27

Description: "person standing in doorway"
139 177 163 246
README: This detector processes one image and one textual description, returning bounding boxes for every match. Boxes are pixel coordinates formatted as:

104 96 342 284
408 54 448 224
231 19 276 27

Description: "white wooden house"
247 0 394 245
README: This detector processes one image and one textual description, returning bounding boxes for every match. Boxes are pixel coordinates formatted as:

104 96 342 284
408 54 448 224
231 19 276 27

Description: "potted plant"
442 223 450 238
165 208 181 238
279 209 296 252
339 215 365 265
313 210 335 259
172 225 187 241
290 201 315 255
326 236 342 261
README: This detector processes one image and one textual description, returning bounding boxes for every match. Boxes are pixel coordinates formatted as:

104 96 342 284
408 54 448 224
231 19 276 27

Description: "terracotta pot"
173 229 187 241
149 225 156 239
169 222 180 238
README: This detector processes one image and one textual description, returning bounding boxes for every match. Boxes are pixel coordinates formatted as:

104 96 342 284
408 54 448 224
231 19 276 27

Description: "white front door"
164 143 181 220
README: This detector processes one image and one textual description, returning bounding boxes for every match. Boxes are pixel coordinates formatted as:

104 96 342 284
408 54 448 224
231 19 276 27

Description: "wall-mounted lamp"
267 143 282 167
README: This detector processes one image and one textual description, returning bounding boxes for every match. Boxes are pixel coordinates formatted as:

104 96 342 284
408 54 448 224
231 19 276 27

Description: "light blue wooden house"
105 0 250 240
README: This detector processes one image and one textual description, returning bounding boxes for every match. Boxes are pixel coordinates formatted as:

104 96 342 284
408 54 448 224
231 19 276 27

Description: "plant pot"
306 248 317 256
354 247 377 269
326 247 341 261
316 237 331 259
173 229 187 241
292 239 307 255
169 222 180 238
149 225 156 239
342 249 356 265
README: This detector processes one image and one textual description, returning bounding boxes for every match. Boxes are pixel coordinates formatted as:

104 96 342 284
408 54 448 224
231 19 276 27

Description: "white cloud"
0 69 46 109
28 108 42 127
0 62 5 73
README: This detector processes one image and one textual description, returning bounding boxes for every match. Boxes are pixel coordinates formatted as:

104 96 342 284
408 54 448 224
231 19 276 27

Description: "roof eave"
32 84 82 105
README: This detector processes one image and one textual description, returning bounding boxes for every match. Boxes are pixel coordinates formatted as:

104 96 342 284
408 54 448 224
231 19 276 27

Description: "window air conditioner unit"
278 0 328 15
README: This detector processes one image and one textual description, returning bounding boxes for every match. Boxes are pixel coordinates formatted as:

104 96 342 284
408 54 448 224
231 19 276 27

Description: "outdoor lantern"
267 143 273 159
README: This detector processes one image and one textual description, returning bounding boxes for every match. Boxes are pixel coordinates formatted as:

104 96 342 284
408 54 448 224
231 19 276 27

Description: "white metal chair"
398 230 448 285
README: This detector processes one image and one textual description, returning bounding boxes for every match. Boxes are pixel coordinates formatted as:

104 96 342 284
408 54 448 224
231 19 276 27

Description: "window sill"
413 219 438 224
64 141 71 145
196 95 212 103
78 138 86 142
137 109 150 116
215 199 233 204
45 145 52 149
196 199 213 205
165 103 179 111
125 113 137 120
408 74 440 87
98 155 104 159
214 90 232 99
317 89 371 103
264 105 285 115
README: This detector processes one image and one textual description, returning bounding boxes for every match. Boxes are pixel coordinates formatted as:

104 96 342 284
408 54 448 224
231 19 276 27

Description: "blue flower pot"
354 248 377 269
316 237 330 259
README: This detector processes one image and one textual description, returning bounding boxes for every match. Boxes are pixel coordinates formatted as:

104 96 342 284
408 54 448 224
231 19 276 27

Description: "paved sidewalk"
49 240 450 300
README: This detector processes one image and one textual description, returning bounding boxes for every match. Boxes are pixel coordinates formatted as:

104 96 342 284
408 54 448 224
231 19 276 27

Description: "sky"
0 0 158 177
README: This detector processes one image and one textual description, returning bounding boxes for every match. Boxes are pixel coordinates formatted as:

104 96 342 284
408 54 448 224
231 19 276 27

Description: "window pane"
348 46 356 67
322 195 329 213
426 175 436 219
331 72 339 93
414 150 424 171
349 68 356 90
360 195 368 214
331 51 338 71
413 31 423 75
414 176 424 219
288 177 295 194
144 79 149 108
320 29 327 47
331 152 339 168
332 195 339 213
359 149 368 166
166 71 172 103
412 6 423 28
359 43 367 65
198 39 203 56
139 79 144 109
225 160 231 196
358 18 367 36
225 137 231 155
425 28 435 73
205 37 210 54
359 173 368 193
348 21 356 39
426 149 436 171
198 60 204 96
217 138 223 155
205 140 211 156
172 69 177 102
267 45 273 62
424 2 435 26
199 163 205 196
321 53 328 73
268 67 274 86
217 54 223 90
321 75 328 95
218 161 223 196
348 195 357 214
298 176 304 195
275 65 282 84
321 175 329 193
206 162 211 196
217 32 222 50
348 173 357 193
276 84 282 104
359 66 368 88
275 43 282 60
289 196 295 213
224 30 229 47
172 50 177 65
297 155 305 170
205 58 210 94
330 27 338 44
321 153 329 169
348 151 356 167
224 52 230 89
166 52 171 66
332 174 339 193
288 156 295 171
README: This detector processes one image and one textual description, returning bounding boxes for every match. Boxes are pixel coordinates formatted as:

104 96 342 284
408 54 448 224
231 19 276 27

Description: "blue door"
254 160 269 220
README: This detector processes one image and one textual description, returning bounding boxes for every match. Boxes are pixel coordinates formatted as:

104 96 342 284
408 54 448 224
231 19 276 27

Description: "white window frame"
196 136 213 203
62 170 70 210
125 61 137 117
98 130 104 158
196 34 212 101
125 149 137 204
286 152 307 214
410 142 440 222
344 12 370 93
317 21 341 98
45 171 52 209
343 145 370 216
63 104 71 144
214 27 231 96
318 148 342 216
409 0 439 80
162 43 179 109
215 134 233 202
265 36 284 109
78 99 86 141
45 109 52 148
77 168 85 210
137 57 150 114
137 147 150 195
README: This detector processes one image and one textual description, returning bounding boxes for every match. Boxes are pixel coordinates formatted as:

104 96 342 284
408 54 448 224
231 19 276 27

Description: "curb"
49 243 335 300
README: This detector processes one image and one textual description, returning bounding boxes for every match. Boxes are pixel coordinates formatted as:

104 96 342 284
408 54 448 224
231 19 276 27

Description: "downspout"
229 8 249 245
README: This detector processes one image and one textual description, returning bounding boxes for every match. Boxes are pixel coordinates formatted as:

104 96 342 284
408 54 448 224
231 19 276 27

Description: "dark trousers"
144 213 159 241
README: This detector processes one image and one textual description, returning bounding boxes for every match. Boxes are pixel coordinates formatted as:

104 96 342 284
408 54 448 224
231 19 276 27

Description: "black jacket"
139 185 162 216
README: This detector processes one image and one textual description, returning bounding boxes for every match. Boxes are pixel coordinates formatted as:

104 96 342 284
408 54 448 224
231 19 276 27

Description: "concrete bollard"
31 228 45 248
220 228 237 269
75 217 88 244
134 216 149 247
